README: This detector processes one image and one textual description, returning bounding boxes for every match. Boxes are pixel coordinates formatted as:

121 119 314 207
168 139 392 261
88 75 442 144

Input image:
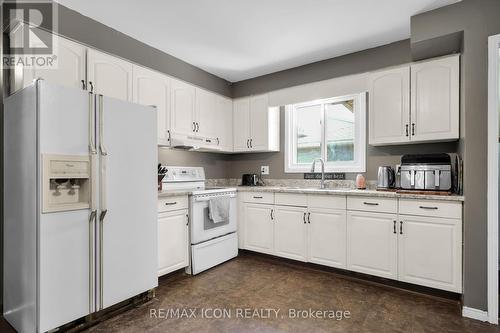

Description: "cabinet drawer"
242 191 274 204
158 196 189 213
347 196 397 213
308 195 346 210
275 193 307 206
399 199 462 219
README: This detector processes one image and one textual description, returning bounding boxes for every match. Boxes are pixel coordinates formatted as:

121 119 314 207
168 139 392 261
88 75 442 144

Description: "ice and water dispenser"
42 154 91 212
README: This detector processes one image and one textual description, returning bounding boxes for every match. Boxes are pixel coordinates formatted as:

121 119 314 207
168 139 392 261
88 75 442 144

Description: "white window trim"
284 92 366 173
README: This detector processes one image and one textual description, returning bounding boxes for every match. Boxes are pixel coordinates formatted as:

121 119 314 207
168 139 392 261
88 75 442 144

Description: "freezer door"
96 94 158 310
37 81 95 331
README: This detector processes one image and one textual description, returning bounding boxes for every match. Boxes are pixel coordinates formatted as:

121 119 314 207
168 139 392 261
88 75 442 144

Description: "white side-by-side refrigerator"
3 80 158 333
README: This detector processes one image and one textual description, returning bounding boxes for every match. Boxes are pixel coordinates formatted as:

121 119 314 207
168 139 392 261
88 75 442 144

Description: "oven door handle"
194 194 236 202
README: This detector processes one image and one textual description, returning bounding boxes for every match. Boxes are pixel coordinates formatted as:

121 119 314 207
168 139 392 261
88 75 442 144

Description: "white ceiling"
55 0 460 82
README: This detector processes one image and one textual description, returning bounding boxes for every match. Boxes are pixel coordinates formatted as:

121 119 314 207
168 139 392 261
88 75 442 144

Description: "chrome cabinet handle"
89 81 94 93
192 122 196 132
363 202 379 206
250 138 253 148
164 202 177 205
399 221 403 235
405 124 409 137
186 214 189 226
81 79 86 90
216 137 220 145
411 123 415 136
419 206 438 210
167 130 171 143
246 139 250 149
393 220 396 234
270 209 274 220
307 212 311 224
303 212 306 224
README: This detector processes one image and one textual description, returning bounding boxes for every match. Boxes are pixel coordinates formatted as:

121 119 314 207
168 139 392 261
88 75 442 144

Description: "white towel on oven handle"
208 196 230 223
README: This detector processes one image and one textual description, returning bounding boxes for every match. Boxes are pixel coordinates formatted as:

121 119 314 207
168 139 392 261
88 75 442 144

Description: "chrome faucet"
310 158 326 189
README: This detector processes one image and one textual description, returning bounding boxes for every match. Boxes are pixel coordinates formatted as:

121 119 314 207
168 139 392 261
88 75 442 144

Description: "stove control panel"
162 166 205 183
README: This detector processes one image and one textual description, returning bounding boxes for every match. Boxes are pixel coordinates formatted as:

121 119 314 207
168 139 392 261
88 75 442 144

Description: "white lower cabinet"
158 209 189 277
240 193 462 293
274 206 307 261
347 211 398 279
398 215 462 292
243 203 274 254
308 208 347 269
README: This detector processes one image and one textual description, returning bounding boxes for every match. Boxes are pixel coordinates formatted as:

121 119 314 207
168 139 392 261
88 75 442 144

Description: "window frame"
284 92 367 173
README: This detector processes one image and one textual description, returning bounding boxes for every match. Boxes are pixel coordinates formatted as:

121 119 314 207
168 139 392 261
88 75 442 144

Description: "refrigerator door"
37 81 95 331
96 94 157 310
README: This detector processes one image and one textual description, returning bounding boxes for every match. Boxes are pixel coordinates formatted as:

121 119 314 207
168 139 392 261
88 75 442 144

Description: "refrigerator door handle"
89 92 97 154
98 95 108 156
88 209 97 313
99 209 107 310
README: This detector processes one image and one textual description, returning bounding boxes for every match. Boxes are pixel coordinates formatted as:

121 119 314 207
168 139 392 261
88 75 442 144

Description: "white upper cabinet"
217 96 233 151
410 55 459 142
369 66 410 145
133 65 171 146
233 94 280 152
13 33 86 93
233 98 251 151
195 88 218 139
170 78 196 136
369 55 459 146
87 49 133 101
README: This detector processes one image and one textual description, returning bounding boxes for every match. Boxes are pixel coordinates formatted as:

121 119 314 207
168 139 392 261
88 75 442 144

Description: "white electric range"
162 166 238 274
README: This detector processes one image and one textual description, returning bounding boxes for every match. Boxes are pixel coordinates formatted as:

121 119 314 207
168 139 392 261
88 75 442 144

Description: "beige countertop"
236 186 464 201
158 186 464 202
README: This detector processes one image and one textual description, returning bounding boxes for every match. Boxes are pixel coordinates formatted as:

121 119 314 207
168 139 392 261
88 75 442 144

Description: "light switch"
261 165 269 175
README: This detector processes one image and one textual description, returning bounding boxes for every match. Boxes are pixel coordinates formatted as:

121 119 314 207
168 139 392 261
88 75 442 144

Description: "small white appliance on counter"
4 80 158 333
162 167 238 274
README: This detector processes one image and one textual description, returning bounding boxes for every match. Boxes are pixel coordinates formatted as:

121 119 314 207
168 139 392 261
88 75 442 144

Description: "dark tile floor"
2 253 500 332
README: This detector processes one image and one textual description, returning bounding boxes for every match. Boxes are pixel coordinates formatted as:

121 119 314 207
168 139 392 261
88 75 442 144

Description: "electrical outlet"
261 165 269 175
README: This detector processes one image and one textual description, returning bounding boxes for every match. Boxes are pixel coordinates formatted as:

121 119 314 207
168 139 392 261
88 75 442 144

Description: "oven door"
189 192 237 244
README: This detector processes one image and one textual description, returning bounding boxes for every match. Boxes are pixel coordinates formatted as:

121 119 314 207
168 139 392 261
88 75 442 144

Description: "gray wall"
229 109 458 181
158 148 232 179
411 0 500 312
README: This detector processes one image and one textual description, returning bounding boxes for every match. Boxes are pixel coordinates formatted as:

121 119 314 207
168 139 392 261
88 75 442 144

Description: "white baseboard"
462 306 489 322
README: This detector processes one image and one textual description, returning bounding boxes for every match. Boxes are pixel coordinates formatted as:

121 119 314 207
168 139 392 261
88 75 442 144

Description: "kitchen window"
284 92 366 173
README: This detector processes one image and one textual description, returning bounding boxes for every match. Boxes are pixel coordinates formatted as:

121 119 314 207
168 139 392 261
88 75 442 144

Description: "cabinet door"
410 55 459 142
308 208 347 269
398 215 462 292
233 98 251 152
368 66 410 145
133 65 171 146
170 78 196 136
243 204 274 254
217 96 233 151
87 49 133 101
195 88 218 138
249 94 269 150
347 211 398 279
18 33 86 92
158 210 189 276
274 206 307 261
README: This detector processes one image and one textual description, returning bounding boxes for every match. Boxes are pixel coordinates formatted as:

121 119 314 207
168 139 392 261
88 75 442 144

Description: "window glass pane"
325 100 355 162
294 104 322 164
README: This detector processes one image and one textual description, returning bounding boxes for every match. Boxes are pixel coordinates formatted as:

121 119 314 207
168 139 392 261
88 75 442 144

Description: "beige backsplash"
206 178 379 190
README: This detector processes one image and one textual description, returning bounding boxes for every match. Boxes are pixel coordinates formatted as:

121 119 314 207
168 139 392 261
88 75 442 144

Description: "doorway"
487 33 500 324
